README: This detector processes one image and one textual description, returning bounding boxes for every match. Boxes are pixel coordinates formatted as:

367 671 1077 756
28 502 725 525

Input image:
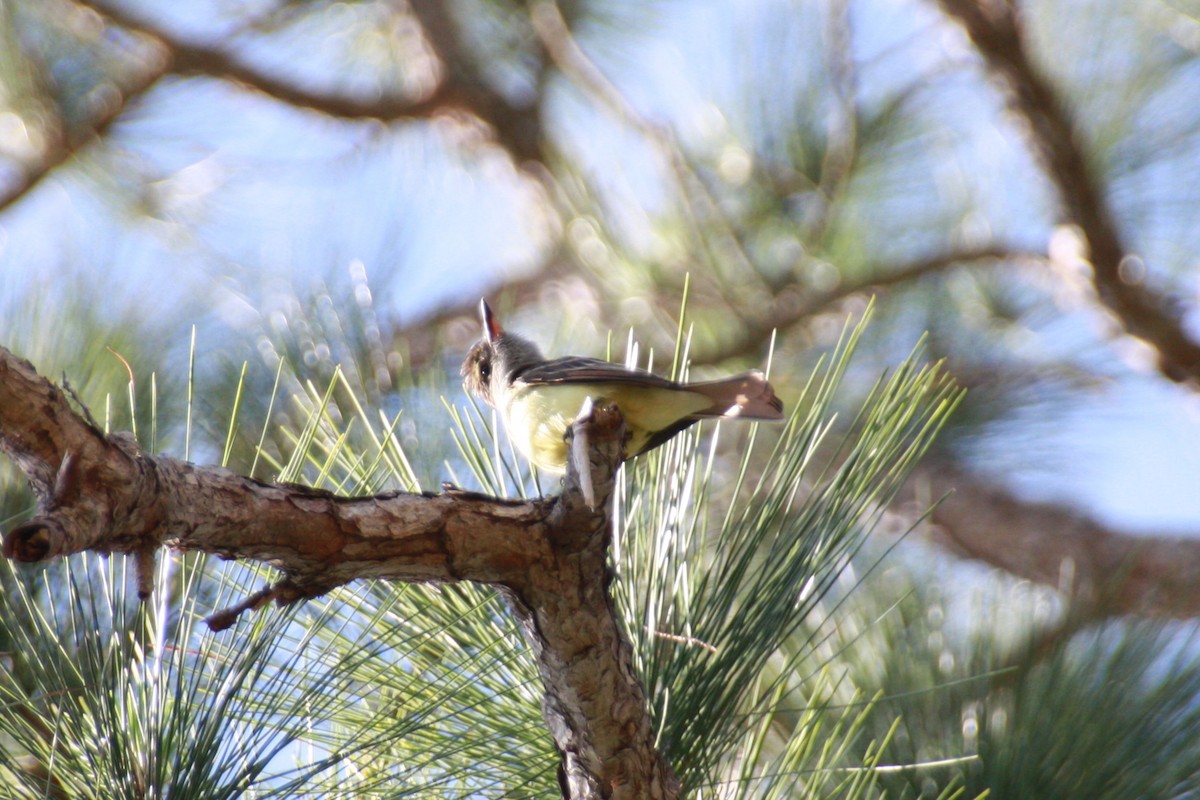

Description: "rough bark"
0 345 678 800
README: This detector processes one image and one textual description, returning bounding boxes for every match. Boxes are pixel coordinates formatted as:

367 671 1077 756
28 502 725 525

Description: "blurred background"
3 0 1200 795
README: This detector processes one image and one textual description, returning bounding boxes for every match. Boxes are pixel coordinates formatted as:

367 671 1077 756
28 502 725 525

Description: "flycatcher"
462 300 784 473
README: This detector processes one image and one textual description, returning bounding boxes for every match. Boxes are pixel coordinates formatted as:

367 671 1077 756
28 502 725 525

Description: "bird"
461 300 784 473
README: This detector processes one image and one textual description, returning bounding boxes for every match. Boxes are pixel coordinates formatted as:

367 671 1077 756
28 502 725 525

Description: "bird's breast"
502 383 711 472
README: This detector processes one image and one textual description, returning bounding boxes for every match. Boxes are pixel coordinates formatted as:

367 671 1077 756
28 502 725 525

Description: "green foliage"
0 554 561 798
0 325 559 797
3 294 1198 799
806 563 1200 800
292 583 557 798
0 554 350 799
446 304 968 797
612 310 963 796
966 623 1200 799
0 295 974 799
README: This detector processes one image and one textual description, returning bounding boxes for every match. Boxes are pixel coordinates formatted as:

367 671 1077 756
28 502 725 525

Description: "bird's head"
461 299 543 406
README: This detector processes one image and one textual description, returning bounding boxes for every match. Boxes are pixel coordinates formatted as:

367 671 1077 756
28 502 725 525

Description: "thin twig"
649 628 719 655
205 583 280 632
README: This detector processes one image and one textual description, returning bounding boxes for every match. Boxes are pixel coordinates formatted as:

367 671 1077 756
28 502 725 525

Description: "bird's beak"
480 299 504 342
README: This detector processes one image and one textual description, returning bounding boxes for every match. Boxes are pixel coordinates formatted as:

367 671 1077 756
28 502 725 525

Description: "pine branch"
70 0 545 163
2 0 551 214
935 0 1200 385
72 0 436 118
0 345 677 800
407 0 546 163
920 465 1200 619
0 25 168 214
689 245 1043 365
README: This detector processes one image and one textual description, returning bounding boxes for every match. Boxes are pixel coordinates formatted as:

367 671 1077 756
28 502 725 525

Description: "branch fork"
0 346 678 799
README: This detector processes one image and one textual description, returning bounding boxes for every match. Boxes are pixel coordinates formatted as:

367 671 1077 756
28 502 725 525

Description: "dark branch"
935 0 1200 385
72 0 545 163
0 36 168 214
74 0 444 119
919 465 1200 620
407 0 545 163
691 245 1044 365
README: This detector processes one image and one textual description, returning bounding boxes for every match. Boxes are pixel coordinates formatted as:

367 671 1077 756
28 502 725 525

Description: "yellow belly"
503 383 711 472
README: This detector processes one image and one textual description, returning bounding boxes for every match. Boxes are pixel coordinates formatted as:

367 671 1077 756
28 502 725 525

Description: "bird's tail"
686 371 784 420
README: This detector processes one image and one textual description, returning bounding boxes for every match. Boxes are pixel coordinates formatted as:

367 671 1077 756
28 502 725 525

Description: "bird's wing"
513 356 681 390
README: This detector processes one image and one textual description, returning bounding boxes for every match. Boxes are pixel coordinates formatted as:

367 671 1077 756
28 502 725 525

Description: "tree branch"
407 0 545 163
73 0 431 118
4 0 551 214
0 29 168 214
71 0 545 162
918 466 1200 619
0 345 677 799
691 245 1044 365
935 0 1200 385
